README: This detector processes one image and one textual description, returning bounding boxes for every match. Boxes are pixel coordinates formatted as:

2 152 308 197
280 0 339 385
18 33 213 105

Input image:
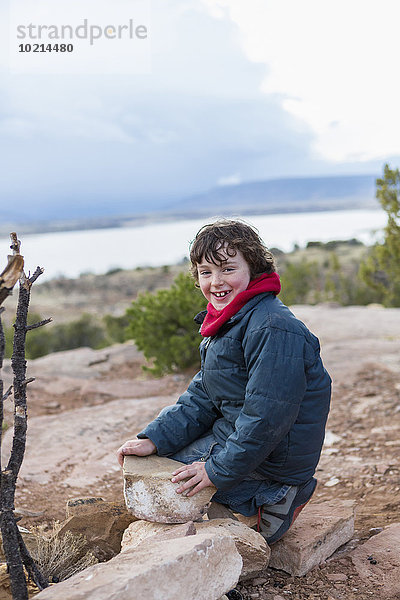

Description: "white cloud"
202 0 400 162
217 173 241 186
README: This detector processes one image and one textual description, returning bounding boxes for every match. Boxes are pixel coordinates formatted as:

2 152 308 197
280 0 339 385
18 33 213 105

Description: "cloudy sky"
1 0 399 221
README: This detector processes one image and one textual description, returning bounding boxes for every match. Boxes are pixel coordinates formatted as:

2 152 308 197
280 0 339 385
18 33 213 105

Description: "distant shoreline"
0 202 381 239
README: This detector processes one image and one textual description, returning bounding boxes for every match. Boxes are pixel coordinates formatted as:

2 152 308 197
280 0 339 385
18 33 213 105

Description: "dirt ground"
3 305 400 600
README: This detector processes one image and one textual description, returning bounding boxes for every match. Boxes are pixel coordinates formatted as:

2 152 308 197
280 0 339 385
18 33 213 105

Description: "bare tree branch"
26 318 53 331
17 527 48 591
29 267 45 285
2 385 13 402
0 233 49 598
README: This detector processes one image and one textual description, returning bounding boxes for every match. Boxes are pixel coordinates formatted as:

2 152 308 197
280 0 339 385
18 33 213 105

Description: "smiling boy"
117 219 331 544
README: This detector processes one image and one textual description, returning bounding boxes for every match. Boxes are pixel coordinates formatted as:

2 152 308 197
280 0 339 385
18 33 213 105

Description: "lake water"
0 209 386 282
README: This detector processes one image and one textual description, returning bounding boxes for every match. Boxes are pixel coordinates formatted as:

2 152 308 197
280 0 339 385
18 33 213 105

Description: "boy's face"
196 247 251 310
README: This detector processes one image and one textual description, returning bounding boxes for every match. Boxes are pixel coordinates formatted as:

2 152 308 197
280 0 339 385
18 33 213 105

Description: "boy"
117 220 331 544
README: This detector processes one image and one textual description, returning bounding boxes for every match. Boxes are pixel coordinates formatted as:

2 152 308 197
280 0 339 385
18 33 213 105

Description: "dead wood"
0 233 49 597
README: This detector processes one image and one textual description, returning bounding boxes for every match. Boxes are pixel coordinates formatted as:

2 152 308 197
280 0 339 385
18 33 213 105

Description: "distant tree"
359 164 400 306
280 260 319 305
125 273 206 375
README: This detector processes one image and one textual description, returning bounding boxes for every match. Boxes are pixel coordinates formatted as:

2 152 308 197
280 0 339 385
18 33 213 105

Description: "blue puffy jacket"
138 293 331 491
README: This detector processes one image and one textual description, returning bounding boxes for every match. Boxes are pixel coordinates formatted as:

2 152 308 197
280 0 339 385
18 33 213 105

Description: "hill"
0 174 378 236
167 173 378 217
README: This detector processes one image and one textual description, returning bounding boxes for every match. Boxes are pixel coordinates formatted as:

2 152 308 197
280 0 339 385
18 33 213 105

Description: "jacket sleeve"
205 325 307 490
137 370 220 456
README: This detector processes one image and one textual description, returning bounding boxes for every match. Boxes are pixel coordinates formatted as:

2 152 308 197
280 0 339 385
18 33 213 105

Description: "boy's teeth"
214 291 230 297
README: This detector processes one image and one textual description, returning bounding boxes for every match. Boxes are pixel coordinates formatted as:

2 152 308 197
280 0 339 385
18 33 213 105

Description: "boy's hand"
171 461 213 497
117 438 156 467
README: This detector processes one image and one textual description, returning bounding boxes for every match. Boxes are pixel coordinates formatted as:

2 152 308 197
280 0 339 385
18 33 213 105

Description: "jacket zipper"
201 337 212 398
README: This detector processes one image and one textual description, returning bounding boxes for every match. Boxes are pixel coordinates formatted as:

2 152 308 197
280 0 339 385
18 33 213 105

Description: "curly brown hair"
189 219 275 282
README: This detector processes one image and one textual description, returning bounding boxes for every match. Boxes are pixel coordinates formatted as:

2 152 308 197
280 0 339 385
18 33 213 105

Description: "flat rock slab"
123 455 216 523
269 500 355 576
121 517 270 581
1 395 175 487
351 523 400 599
35 533 242 600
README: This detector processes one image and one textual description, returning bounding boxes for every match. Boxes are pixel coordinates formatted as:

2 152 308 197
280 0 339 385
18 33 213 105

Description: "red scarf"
200 272 281 337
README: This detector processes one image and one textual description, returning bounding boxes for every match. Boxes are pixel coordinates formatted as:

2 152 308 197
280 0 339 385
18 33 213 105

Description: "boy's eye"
199 270 211 276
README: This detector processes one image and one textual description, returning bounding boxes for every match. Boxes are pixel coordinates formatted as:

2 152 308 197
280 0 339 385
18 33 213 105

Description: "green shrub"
3 313 110 360
29 313 108 359
125 272 206 375
280 260 320 305
103 314 130 344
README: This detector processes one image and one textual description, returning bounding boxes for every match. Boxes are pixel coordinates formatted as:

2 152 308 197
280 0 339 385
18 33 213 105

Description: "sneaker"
226 589 243 600
257 478 317 545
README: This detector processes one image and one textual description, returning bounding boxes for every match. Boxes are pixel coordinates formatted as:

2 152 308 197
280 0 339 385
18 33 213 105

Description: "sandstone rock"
351 522 400 599
1 395 175 488
79 378 173 400
58 497 137 559
121 516 269 581
121 519 196 551
123 454 216 523
207 501 238 520
269 500 355 576
35 533 242 600
195 518 270 581
66 497 106 517
235 513 258 528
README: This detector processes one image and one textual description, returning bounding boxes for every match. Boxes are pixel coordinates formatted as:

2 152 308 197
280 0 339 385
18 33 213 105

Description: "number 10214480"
18 43 73 52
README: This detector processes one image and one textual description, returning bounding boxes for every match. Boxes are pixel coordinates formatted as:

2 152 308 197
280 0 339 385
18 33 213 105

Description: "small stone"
123 455 216 523
324 477 340 487
369 527 383 535
41 401 61 410
326 573 347 582
324 430 342 446
251 577 268 585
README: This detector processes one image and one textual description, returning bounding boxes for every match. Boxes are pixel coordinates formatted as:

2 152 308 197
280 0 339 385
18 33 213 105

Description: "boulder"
269 500 355 576
351 522 400 599
195 518 270 580
121 517 269 581
35 533 242 600
123 455 216 523
58 497 137 559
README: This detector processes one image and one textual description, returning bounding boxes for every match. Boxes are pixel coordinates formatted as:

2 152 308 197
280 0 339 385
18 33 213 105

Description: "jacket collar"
194 293 272 329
